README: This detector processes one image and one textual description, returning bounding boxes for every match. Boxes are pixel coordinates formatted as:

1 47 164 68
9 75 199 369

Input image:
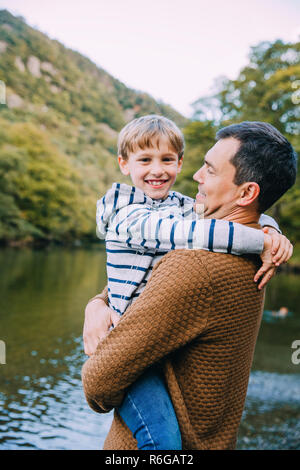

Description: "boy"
95 115 280 450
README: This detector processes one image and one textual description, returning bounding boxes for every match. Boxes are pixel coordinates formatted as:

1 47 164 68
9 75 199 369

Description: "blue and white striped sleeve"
96 183 147 239
259 214 281 233
108 205 265 255
96 195 107 239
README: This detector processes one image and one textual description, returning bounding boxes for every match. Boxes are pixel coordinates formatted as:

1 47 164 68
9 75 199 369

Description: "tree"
190 39 300 242
174 120 217 198
193 40 300 137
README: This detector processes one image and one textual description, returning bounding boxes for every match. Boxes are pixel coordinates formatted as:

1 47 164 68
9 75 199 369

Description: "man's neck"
209 206 260 228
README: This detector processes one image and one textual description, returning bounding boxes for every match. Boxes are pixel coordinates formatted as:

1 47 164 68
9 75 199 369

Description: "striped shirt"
96 183 278 316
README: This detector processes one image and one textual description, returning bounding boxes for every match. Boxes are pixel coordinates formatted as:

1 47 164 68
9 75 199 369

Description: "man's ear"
118 155 130 176
238 182 260 207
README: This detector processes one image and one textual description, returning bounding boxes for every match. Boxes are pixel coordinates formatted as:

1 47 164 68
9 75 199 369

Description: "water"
0 247 299 450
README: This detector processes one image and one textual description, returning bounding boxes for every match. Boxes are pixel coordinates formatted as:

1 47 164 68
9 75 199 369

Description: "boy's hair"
216 121 297 212
118 115 184 160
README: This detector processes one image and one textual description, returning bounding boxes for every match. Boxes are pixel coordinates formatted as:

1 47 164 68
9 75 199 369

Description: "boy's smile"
145 179 169 188
118 136 183 200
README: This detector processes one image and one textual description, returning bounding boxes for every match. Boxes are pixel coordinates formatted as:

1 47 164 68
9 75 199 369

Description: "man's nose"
193 166 204 183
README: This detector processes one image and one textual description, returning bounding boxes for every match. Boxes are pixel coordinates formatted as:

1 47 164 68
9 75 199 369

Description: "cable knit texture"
82 249 265 450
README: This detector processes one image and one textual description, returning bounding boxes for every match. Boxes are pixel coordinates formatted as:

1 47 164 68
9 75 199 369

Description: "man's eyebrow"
204 158 216 170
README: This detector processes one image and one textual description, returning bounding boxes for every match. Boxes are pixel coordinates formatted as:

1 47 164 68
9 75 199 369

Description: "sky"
0 0 299 117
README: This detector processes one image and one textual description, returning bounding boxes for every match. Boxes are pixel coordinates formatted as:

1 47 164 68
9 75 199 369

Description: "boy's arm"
98 184 280 255
110 204 265 255
259 213 281 233
81 250 212 413
177 193 281 234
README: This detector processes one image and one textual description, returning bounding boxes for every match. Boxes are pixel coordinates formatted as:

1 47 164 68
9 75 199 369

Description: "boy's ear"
118 155 130 176
177 154 184 173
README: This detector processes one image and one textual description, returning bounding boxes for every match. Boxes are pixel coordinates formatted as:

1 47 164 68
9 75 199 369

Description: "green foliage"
0 119 96 241
174 121 217 197
1 11 298 247
0 10 186 244
189 39 300 243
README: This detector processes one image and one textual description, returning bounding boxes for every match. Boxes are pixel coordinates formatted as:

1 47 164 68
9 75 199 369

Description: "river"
0 247 299 450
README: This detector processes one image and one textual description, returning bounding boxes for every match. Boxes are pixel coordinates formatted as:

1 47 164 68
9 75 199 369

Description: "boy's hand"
83 299 120 356
265 227 294 266
254 227 293 290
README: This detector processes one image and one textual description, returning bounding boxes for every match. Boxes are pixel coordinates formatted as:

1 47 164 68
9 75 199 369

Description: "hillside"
0 10 299 251
0 9 188 244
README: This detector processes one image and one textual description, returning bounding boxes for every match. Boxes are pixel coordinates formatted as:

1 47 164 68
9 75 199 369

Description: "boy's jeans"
117 364 182 450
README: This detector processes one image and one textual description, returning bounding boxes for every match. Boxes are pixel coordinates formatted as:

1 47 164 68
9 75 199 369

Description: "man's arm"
81 250 212 413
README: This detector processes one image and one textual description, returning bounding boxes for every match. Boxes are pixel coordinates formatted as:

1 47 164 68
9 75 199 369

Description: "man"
82 121 296 450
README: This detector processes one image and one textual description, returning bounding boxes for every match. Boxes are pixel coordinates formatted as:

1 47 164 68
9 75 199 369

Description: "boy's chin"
146 190 169 200
143 182 171 200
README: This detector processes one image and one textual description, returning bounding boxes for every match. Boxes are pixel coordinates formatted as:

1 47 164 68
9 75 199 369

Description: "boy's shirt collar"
96 183 194 239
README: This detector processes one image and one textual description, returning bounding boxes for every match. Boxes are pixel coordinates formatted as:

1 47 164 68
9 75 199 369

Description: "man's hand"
83 299 120 356
255 227 293 289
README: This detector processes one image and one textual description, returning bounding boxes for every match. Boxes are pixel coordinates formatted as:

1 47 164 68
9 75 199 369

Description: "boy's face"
118 136 183 200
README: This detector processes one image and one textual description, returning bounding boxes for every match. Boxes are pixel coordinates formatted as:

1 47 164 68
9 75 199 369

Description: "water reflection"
0 246 113 449
0 248 299 449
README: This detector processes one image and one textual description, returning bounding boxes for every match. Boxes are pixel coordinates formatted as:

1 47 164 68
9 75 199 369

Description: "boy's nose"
150 163 164 177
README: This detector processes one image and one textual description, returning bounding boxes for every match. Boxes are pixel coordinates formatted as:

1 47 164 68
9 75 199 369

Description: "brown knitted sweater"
82 248 265 450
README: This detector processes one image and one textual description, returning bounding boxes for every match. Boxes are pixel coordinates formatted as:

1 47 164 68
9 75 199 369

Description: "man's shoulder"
158 249 260 277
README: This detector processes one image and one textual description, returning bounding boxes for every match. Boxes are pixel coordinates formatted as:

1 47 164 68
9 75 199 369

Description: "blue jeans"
117 364 182 450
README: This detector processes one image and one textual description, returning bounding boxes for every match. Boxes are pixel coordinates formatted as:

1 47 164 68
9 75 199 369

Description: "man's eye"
139 158 150 162
207 167 214 174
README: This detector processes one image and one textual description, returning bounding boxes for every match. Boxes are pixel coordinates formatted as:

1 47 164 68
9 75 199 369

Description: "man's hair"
216 121 297 212
118 115 184 160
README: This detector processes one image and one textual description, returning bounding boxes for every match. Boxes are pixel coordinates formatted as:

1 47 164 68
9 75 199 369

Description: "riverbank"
2 239 300 272
0 237 102 250
1 247 299 450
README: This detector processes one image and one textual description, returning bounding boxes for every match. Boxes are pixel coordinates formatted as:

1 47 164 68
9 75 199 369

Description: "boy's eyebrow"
161 153 177 158
137 152 177 158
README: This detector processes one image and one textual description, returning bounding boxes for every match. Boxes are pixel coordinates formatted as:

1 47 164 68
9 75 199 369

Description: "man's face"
193 137 242 218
